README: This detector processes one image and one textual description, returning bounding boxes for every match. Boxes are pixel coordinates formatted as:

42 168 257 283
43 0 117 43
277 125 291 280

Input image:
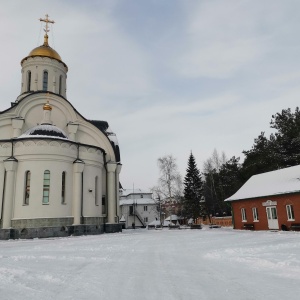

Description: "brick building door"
266 206 279 230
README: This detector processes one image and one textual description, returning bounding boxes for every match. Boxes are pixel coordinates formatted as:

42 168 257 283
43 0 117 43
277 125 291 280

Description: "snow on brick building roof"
225 164 300 201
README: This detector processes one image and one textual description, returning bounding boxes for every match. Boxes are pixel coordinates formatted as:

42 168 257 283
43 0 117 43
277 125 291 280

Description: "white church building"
0 15 122 239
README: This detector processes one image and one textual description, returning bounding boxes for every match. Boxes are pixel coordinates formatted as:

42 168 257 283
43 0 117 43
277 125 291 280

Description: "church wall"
0 143 13 159
0 95 116 163
19 101 72 136
13 157 74 220
21 57 67 98
82 164 103 219
0 124 13 140
9 141 106 226
79 148 105 219
76 127 115 162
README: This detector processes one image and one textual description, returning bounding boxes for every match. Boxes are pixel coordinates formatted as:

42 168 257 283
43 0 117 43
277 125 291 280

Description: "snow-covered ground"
0 227 300 300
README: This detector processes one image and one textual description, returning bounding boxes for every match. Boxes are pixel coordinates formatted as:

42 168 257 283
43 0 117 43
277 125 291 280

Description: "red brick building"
225 165 300 231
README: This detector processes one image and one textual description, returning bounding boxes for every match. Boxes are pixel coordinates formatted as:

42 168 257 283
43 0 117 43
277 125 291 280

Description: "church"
0 15 122 239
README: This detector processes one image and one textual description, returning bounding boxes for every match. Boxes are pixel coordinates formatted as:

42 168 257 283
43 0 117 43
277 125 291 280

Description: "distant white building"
120 189 158 228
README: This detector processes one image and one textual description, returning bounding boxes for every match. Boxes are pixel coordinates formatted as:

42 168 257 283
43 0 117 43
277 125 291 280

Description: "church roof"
225 164 300 201
28 43 61 61
89 120 121 162
21 34 68 69
18 124 68 140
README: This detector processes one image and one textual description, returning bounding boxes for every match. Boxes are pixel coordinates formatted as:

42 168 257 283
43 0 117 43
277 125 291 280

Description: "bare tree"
150 155 183 224
203 149 228 216
211 149 227 172
156 155 182 201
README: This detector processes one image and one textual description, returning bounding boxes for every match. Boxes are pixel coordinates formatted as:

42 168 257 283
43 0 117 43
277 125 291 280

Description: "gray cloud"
1 0 300 189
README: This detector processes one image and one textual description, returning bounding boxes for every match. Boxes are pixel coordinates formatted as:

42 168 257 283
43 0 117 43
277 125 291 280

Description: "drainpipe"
0 171 6 226
73 145 85 226
81 169 84 225
115 163 122 224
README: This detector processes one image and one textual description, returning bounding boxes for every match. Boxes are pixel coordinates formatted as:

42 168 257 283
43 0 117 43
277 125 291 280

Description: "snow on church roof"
18 124 68 140
89 120 120 162
225 164 300 201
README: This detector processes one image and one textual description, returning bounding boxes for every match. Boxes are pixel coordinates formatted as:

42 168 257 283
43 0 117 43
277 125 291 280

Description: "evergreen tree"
242 107 300 180
242 132 276 180
182 153 204 220
203 156 242 216
201 107 300 216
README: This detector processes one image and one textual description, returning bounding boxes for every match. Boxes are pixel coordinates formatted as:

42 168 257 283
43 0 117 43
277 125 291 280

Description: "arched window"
59 75 63 95
43 170 50 204
27 71 31 92
102 195 106 212
43 70 48 91
24 171 31 205
95 176 98 206
61 171 66 204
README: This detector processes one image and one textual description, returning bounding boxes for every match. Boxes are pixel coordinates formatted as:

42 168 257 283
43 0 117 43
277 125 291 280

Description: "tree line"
153 107 300 220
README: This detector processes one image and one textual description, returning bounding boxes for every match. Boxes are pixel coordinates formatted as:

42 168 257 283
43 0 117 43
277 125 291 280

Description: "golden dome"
29 46 62 61
21 34 67 69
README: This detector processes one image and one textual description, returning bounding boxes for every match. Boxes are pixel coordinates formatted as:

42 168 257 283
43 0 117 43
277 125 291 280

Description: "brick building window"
241 208 247 222
252 207 259 221
286 205 295 220
144 206 147 211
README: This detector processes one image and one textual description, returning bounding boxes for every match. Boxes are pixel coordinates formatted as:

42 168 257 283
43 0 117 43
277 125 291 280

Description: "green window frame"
43 170 50 204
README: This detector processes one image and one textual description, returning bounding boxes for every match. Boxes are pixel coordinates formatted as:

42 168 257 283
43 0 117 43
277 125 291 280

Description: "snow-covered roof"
148 220 160 226
18 124 68 140
106 126 119 146
88 120 120 162
119 198 156 206
120 188 152 197
225 164 300 201
165 215 178 221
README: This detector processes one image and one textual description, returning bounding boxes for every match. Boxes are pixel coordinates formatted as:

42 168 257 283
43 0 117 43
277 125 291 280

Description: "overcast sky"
1 1 300 190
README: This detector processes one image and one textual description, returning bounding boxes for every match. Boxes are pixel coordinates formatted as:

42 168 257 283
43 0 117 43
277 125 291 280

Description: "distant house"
225 165 300 231
119 189 158 228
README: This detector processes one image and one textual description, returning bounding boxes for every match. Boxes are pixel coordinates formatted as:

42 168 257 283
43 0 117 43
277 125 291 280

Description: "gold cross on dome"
39 14 55 34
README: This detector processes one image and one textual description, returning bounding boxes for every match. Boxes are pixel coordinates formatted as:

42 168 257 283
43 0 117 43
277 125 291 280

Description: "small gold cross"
39 14 55 34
